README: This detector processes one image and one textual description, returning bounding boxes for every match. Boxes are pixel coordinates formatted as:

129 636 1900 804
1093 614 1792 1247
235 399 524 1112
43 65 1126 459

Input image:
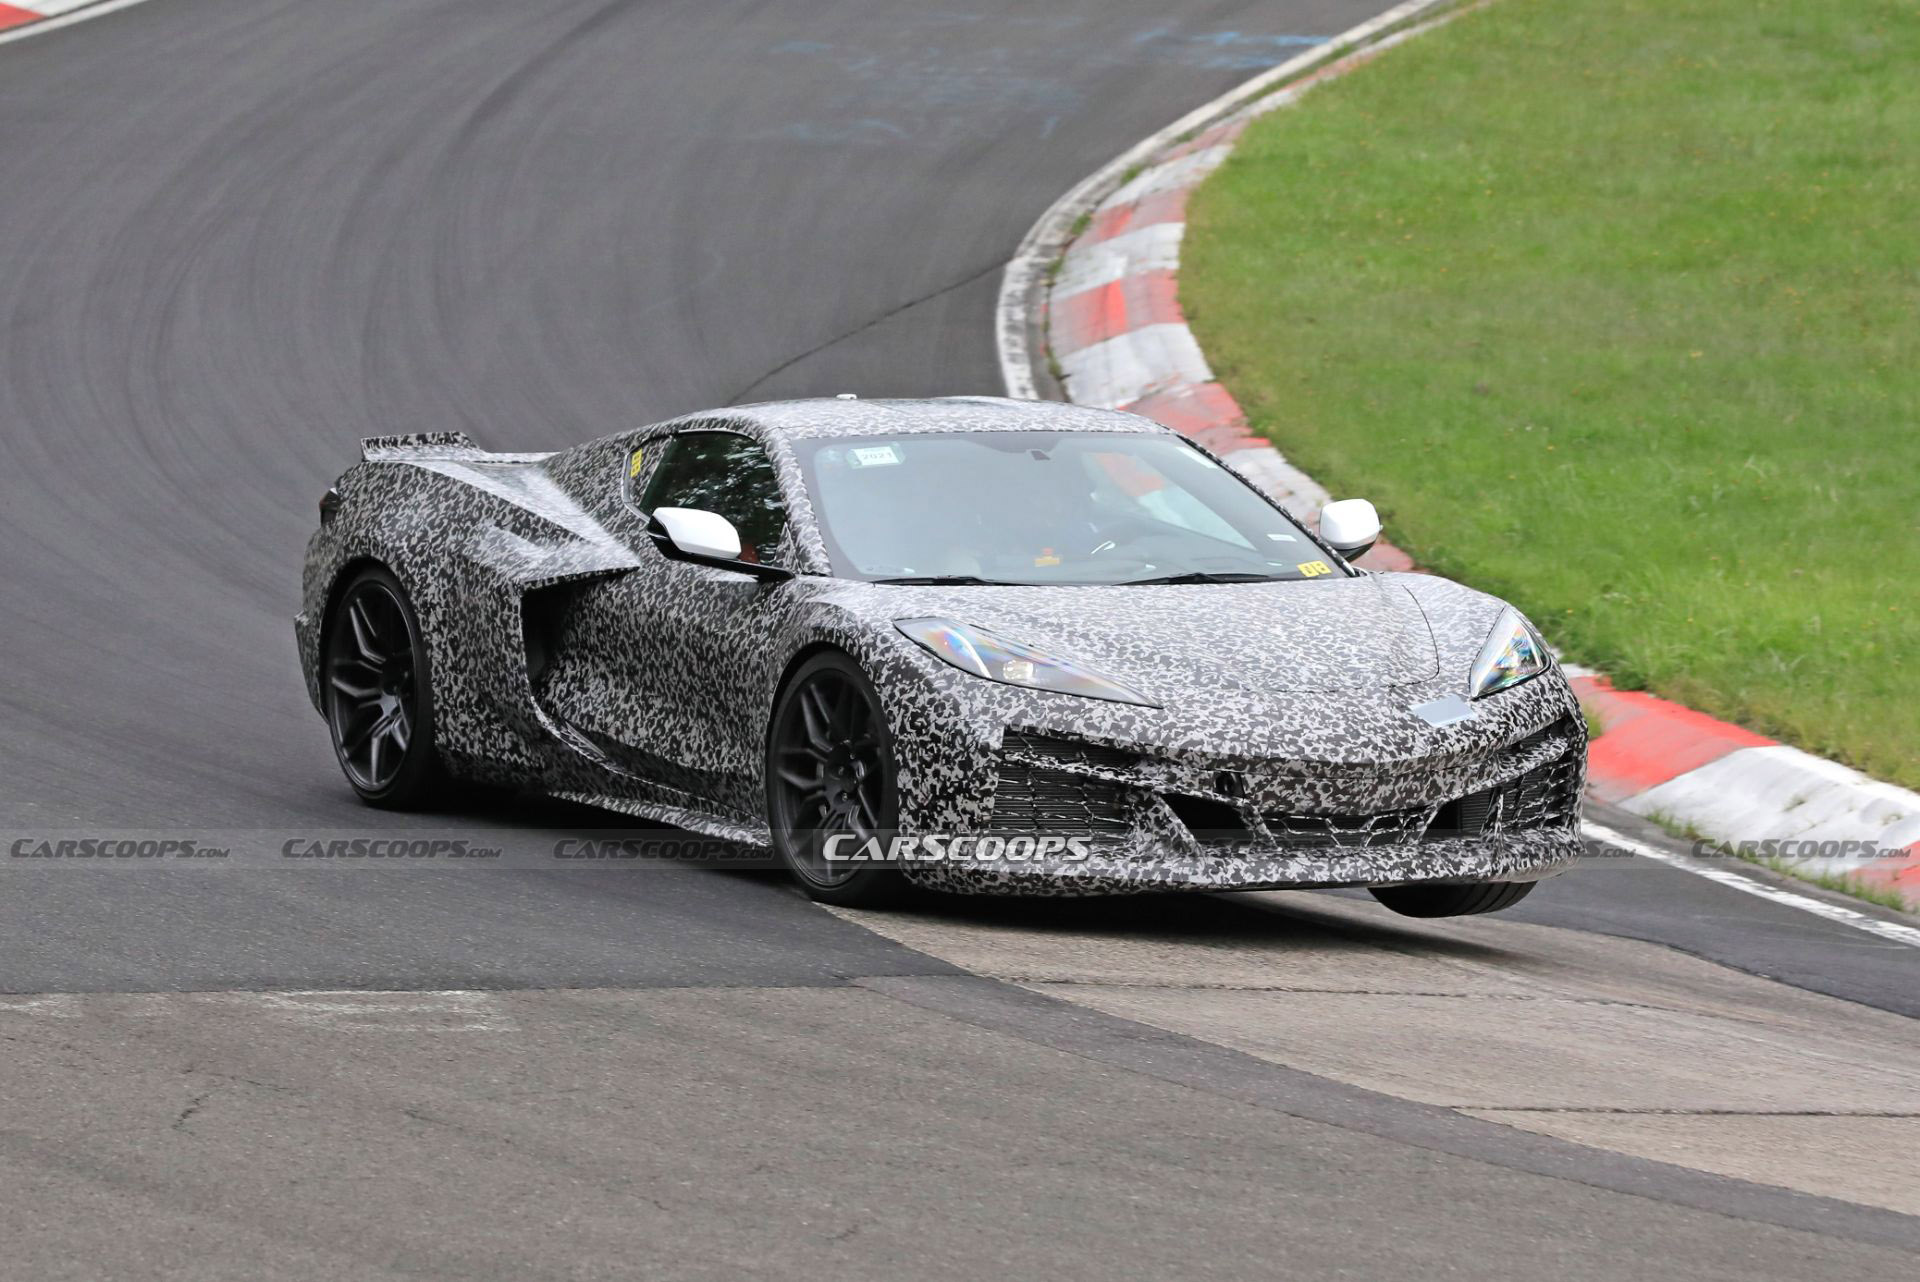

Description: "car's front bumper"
888 667 1587 897
898 826 1582 897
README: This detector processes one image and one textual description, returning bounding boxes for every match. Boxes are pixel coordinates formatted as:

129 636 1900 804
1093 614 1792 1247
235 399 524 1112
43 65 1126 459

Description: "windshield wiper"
1118 570 1284 585
867 574 1015 586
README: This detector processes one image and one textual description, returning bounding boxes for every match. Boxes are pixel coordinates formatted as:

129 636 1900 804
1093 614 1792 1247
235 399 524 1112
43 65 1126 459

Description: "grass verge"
1182 0 1919 788
1754 857 1911 913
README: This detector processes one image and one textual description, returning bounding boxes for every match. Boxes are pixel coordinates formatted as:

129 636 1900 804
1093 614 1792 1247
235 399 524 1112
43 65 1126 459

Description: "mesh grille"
1259 806 1433 850
989 760 1132 835
1488 752 1582 832
987 725 1579 847
1429 752 1582 840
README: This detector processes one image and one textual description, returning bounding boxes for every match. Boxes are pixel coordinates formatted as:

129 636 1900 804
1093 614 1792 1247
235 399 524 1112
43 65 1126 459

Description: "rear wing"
360 431 490 462
360 432 552 465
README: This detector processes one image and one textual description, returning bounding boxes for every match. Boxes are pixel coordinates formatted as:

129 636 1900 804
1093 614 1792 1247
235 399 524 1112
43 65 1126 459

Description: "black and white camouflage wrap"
298 397 1585 896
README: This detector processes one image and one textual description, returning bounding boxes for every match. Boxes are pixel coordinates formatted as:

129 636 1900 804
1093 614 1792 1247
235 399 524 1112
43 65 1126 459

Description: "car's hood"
855 574 1446 699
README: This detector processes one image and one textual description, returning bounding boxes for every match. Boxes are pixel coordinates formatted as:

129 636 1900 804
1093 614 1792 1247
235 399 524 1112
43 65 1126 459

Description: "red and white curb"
998 0 1920 911
0 0 148 43
1572 668 1920 903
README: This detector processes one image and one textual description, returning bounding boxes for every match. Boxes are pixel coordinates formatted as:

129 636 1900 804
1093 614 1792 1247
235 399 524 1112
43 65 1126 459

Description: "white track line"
0 0 153 48
1583 821 1920 948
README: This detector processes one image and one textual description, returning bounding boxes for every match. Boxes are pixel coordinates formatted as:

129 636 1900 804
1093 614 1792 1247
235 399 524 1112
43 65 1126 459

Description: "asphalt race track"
2 2 1917 1277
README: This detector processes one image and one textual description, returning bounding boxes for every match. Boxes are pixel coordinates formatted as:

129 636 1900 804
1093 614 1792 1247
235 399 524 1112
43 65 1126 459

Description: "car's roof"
709 395 1169 441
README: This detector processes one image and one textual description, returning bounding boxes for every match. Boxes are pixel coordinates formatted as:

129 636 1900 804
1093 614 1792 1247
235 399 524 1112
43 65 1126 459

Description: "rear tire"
765 651 908 908
1369 880 1535 918
321 565 445 808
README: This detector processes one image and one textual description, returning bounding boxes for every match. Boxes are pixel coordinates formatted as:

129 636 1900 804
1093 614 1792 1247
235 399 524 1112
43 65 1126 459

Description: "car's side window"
638 431 789 565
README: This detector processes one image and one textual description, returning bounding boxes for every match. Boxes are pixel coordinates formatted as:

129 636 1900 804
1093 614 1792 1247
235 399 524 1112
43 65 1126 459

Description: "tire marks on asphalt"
0 990 516 1032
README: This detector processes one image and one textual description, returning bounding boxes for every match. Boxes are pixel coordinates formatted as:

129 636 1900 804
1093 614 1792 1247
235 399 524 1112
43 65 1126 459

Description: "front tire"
321 565 444 808
1369 880 1536 918
766 652 907 908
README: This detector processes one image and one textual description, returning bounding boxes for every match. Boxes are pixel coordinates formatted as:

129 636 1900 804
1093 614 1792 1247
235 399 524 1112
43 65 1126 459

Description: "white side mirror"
1319 498 1381 561
652 507 743 562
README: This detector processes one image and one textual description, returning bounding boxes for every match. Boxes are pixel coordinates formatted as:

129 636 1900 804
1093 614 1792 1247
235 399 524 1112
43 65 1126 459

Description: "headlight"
1468 607 1549 699
894 618 1155 706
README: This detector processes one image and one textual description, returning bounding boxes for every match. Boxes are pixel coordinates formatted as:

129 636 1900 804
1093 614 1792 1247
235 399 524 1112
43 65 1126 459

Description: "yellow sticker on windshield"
1296 560 1333 578
628 447 645 478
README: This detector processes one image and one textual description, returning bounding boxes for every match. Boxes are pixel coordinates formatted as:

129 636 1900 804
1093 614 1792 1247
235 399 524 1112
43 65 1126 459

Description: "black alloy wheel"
766 652 905 907
323 566 443 807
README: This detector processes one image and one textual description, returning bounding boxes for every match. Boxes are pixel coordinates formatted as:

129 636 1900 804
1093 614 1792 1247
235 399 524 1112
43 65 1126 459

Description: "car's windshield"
791 430 1346 585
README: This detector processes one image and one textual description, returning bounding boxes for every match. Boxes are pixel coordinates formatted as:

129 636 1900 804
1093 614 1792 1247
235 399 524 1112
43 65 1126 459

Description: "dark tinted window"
639 432 788 565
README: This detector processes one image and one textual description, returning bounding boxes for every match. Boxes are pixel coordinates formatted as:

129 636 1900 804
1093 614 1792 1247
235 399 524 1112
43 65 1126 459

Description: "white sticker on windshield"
1265 532 1300 542
849 445 902 469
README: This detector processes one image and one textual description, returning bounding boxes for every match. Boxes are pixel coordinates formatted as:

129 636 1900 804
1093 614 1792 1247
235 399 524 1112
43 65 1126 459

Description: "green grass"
1183 0 1920 789
1756 857 1912 912
1643 808 1710 845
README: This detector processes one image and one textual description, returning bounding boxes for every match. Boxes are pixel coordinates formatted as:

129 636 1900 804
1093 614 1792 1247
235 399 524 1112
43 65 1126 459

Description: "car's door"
568 429 798 817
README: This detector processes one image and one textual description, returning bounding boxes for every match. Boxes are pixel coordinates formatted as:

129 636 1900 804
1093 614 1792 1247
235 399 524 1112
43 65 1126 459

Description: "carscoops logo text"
823 834 1094 863
281 838 501 859
11 837 229 859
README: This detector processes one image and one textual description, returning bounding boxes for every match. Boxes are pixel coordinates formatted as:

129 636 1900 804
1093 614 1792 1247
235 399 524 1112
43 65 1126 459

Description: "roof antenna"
834 392 858 400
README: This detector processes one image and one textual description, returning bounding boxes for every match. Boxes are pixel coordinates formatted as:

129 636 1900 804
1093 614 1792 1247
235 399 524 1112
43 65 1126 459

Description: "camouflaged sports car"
297 396 1585 915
